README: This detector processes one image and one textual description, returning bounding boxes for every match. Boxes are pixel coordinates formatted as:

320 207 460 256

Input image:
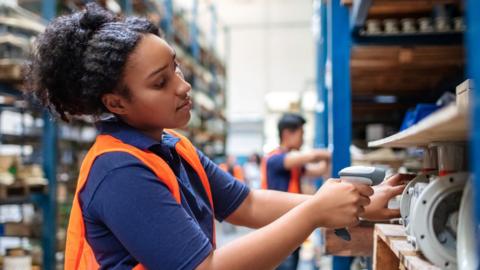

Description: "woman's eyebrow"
147 52 176 79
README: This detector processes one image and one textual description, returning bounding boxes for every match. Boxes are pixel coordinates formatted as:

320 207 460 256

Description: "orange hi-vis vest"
219 163 245 182
260 148 301 193
65 130 215 270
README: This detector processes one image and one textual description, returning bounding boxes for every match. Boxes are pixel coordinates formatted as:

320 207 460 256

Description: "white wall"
196 0 316 155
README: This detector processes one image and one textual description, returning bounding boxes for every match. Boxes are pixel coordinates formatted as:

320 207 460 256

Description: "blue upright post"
314 0 328 150
466 0 480 259
41 0 57 269
327 0 353 269
160 0 174 39
190 0 200 60
120 0 133 15
209 3 217 52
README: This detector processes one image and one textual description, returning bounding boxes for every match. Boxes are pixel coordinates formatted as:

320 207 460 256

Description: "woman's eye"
154 80 166 88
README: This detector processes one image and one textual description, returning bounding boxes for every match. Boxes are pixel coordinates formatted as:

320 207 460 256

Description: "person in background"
219 155 245 183
244 153 262 189
261 113 332 270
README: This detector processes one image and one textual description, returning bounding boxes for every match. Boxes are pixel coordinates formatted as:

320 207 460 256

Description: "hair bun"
79 2 115 32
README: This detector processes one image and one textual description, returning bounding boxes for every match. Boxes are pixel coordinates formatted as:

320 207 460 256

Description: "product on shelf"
408 172 467 269
400 18 416 33
418 17 434 33
457 180 479 270
0 155 16 186
434 16 451 32
3 248 32 270
456 79 473 111
16 165 48 186
383 19 400 34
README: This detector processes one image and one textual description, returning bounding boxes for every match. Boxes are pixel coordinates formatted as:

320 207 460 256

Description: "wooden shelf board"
351 46 464 94
324 221 374 256
373 224 440 270
368 0 461 18
368 104 468 148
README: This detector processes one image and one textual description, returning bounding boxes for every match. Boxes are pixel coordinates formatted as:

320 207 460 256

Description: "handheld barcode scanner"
334 166 386 241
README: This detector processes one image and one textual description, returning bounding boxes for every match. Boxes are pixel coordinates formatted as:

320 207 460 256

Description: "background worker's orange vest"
64 130 215 270
260 149 301 193
219 163 245 182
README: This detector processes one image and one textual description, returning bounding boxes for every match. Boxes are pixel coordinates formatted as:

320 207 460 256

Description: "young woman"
26 3 407 269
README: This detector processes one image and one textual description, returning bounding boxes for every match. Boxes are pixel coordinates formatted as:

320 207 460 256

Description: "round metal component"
418 17 433 33
400 174 429 228
457 179 479 270
434 16 451 32
432 143 467 175
410 172 468 269
454 17 465 32
401 18 416 33
366 19 381 34
384 19 399 34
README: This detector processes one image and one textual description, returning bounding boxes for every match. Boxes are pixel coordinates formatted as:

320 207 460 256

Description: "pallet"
373 224 440 270
324 221 374 256
0 183 48 200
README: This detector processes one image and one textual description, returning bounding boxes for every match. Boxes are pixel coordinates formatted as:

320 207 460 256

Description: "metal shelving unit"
314 0 479 269
0 1 226 269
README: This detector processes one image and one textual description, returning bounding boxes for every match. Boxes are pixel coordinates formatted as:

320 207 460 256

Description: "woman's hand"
361 173 415 221
306 179 373 228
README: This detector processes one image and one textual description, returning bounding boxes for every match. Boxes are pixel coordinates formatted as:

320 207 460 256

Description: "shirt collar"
96 117 180 151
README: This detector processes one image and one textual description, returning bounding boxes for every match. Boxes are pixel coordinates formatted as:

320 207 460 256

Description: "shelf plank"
369 0 460 18
368 104 468 148
373 224 440 270
324 221 374 256
351 46 464 95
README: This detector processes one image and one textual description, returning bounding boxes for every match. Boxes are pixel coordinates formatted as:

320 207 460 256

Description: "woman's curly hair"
25 3 161 121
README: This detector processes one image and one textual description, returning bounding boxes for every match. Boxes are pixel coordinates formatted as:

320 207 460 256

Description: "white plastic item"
3 255 32 270
457 179 479 270
400 174 429 229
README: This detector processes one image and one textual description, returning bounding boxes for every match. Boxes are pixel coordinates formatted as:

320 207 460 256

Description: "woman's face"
110 34 192 136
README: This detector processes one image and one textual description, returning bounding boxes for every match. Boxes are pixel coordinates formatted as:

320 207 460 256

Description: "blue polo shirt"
265 149 303 192
78 118 250 270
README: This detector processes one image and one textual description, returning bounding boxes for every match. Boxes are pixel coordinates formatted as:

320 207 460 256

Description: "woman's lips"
176 99 192 111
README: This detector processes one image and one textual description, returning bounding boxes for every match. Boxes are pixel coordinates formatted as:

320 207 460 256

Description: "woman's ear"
102 93 129 115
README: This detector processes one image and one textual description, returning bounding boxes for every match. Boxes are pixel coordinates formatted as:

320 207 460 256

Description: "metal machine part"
409 172 468 269
457 179 479 270
423 145 438 173
400 174 429 229
432 143 467 175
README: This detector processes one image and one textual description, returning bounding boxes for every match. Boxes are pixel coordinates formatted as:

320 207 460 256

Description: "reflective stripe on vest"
260 149 301 193
64 130 215 270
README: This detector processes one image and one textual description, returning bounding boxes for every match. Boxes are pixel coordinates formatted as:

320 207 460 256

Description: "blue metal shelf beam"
350 0 371 32
190 0 200 60
160 0 174 39
120 0 133 15
466 0 480 257
314 0 328 149
327 0 352 178
41 0 57 269
327 1 353 267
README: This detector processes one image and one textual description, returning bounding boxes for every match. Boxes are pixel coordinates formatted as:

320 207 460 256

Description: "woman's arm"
196 179 373 270
225 189 311 228
227 173 412 228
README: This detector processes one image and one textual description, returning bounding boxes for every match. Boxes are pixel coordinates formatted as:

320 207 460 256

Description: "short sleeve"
196 150 250 221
